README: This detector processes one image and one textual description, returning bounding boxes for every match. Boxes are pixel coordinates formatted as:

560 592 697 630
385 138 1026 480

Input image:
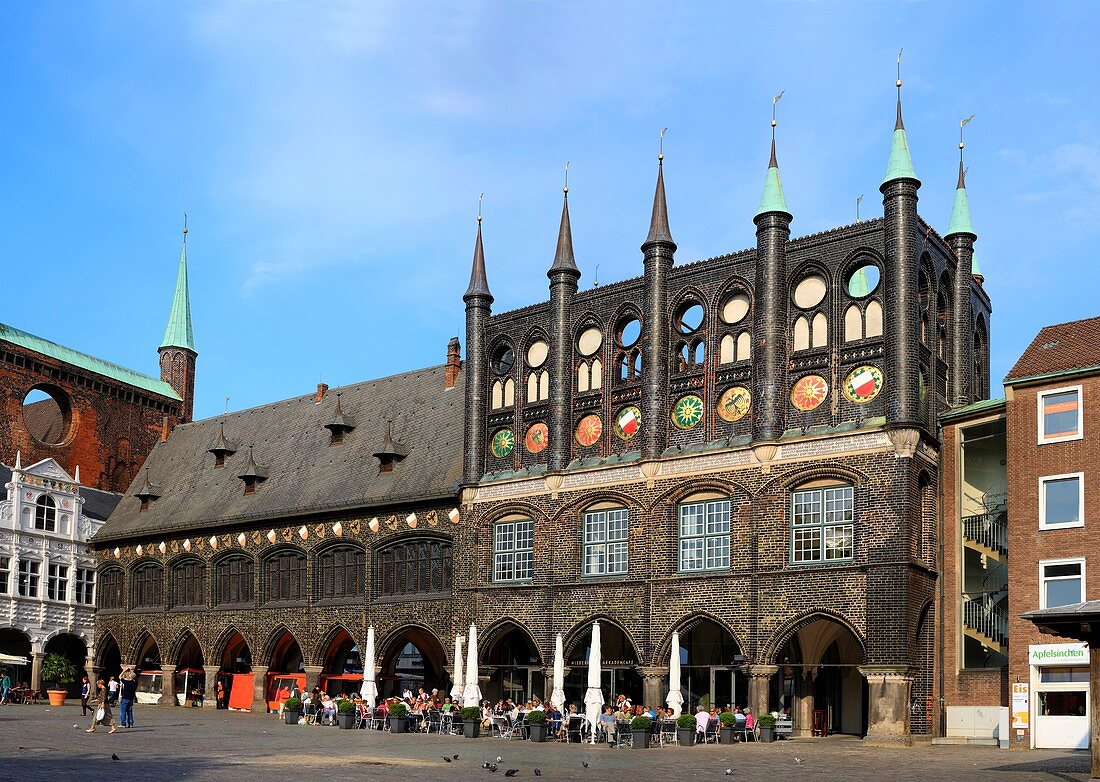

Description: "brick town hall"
84 85 992 745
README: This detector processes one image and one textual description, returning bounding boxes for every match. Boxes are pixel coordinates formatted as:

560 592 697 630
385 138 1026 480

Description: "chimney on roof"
445 337 462 389
315 383 329 404
161 416 171 442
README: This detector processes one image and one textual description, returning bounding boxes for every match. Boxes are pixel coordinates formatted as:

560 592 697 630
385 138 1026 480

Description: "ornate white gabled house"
0 454 120 693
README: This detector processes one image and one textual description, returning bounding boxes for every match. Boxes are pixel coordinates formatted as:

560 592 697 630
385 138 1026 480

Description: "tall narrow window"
214 557 254 606
132 563 164 608
97 567 124 609
319 545 366 599
171 560 207 608
791 484 854 563
374 540 450 598
493 519 534 582
583 508 629 576
34 495 57 532
678 499 731 572
265 551 306 603
74 567 95 605
1039 387 1082 443
17 560 40 598
0 556 9 595
1040 560 1084 609
47 562 68 601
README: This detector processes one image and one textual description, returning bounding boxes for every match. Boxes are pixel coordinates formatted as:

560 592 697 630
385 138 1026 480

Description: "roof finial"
477 192 483 224
958 114 974 188
856 194 864 223
895 49 904 130
882 50 919 186
658 128 667 161
563 161 569 195
464 192 492 301
755 93 790 218
770 90 784 167
182 213 188 242
946 115 976 237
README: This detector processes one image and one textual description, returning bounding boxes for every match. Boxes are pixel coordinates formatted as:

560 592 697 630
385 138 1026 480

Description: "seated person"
599 705 617 746
744 708 755 730
695 705 710 739
546 703 563 733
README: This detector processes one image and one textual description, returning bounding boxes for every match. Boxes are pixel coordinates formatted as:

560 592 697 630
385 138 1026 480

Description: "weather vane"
223 395 230 415
563 161 569 194
960 114 975 159
897 48 903 94
772 90 784 139
477 192 483 223
658 128 667 160
856 194 864 223
182 213 188 240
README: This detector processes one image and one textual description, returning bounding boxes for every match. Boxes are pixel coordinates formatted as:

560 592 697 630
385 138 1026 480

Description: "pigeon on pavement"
504 771 519 778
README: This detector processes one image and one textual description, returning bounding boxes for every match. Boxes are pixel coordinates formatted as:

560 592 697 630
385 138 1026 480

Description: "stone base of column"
159 665 178 706
203 665 221 708
746 665 778 716
251 666 269 712
860 665 914 747
637 667 668 713
304 665 323 694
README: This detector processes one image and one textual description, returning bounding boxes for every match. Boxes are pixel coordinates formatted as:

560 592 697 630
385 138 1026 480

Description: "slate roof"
1005 316 1100 384
93 364 465 543
0 465 121 521
0 322 181 400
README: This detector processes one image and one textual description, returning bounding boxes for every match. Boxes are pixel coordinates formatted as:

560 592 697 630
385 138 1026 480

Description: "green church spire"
160 221 196 353
946 161 975 236
882 58 919 186
971 250 983 280
756 93 790 218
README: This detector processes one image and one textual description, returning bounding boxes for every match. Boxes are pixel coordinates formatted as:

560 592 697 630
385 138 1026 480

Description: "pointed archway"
563 620 642 708
173 631 205 706
44 633 88 697
484 622 543 704
214 629 252 711
95 633 122 682
319 627 363 697
378 626 448 700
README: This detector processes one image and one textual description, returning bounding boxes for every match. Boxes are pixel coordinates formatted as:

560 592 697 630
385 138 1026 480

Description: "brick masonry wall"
0 340 181 492
1006 372 1100 747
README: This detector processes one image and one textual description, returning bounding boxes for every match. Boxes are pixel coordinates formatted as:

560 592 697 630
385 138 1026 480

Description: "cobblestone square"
0 704 1089 782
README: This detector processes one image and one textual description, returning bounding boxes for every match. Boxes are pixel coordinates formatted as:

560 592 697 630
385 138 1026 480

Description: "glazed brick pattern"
1005 373 1100 747
0 340 183 493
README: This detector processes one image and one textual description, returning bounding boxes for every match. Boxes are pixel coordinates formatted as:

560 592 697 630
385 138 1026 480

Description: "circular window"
793 275 827 309
617 317 641 348
846 264 880 298
676 303 704 334
577 327 603 357
22 386 72 446
720 293 750 324
526 340 549 368
490 344 515 375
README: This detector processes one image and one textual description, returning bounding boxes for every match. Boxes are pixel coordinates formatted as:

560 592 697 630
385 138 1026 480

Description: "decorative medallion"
490 428 515 458
791 375 829 411
716 386 751 423
575 414 603 447
614 406 642 440
525 423 549 454
843 365 884 404
672 394 705 430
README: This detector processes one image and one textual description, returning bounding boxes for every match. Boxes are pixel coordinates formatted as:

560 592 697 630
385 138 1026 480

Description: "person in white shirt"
107 676 120 706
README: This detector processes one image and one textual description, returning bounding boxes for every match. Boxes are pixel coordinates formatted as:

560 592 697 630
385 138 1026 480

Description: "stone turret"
945 154 977 407
158 225 198 422
462 213 493 484
547 189 580 470
641 154 676 460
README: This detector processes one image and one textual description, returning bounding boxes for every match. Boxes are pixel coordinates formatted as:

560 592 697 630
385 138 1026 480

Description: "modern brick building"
940 316 1100 750
91 88 990 744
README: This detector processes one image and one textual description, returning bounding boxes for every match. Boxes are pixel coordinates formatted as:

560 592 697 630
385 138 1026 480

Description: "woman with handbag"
86 679 116 734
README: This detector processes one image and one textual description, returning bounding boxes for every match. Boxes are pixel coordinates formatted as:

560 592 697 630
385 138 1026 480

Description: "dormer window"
324 393 356 445
238 447 268 495
208 421 237 468
373 422 408 474
134 469 162 512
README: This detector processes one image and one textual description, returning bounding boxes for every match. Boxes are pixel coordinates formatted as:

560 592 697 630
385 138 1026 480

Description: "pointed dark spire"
463 197 492 302
895 97 905 131
549 187 580 276
769 137 779 168
956 159 966 189
644 155 674 246
324 392 357 441
373 421 409 472
208 420 237 464
238 445 268 487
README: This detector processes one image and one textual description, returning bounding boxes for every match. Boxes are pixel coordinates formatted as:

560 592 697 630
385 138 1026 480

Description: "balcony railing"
963 596 1008 647
962 511 1008 556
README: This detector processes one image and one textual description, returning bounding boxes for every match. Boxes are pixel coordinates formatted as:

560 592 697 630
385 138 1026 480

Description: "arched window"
375 538 452 597
678 494 731 573
214 556 255 606
131 562 164 608
844 305 863 343
97 567 124 610
265 550 306 604
793 316 810 351
974 319 989 400
614 352 639 384
527 371 549 403
791 481 854 563
720 334 735 364
811 313 828 348
936 291 950 361
34 495 56 532
170 559 206 608
318 545 366 600
864 300 883 338
491 380 504 410
736 332 751 361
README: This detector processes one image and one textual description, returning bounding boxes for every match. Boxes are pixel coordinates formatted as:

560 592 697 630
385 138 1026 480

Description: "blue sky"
2 2 1097 419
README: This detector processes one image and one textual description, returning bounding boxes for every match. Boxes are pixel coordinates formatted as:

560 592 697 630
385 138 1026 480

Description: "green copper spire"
755 139 790 217
946 161 975 236
883 96 919 185
160 225 196 353
971 250 983 279
848 266 870 297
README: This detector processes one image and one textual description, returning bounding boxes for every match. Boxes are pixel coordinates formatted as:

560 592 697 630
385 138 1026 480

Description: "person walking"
86 679 116 734
107 675 119 706
80 676 92 716
0 670 10 705
118 668 137 728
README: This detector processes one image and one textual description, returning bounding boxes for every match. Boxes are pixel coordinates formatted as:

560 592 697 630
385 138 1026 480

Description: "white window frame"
17 559 40 598
493 519 534 583
582 508 629 576
1039 472 1085 530
790 484 855 564
678 498 731 573
47 562 69 602
1039 557 1085 609
74 566 95 605
1037 385 1083 444
0 556 9 595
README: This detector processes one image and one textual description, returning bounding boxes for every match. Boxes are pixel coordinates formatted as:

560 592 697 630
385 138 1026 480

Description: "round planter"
719 726 736 744
337 711 356 729
284 710 300 725
676 727 696 746
389 716 407 733
528 723 547 742
631 730 650 749
759 726 775 742
47 690 67 707
463 720 480 738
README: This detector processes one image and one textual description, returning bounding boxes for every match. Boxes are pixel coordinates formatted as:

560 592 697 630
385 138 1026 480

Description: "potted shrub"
389 701 409 733
526 708 547 742
460 706 481 738
282 696 302 725
630 714 652 749
676 713 697 746
718 711 737 744
41 653 78 707
336 699 357 729
756 713 776 742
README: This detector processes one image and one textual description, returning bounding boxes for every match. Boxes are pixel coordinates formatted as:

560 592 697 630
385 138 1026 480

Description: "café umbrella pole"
666 630 684 718
463 624 482 708
550 633 566 712
450 635 464 705
583 621 603 744
359 625 378 707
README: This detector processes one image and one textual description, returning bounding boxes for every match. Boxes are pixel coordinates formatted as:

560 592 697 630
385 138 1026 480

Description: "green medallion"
489 428 514 458
672 394 704 430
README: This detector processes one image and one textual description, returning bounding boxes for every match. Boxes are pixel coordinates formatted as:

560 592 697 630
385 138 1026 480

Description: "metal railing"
962 597 1008 646
962 512 1008 556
